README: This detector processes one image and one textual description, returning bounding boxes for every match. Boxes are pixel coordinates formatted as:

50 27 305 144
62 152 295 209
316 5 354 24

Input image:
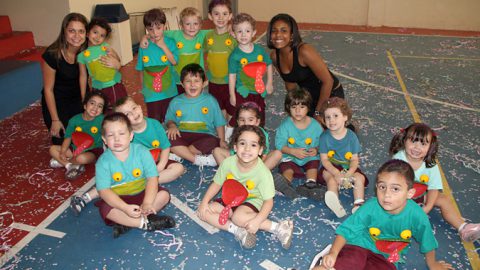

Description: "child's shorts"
146 97 175 123
169 131 219 154
279 160 320 178
332 244 395 270
95 187 169 226
214 198 259 213
228 92 266 127
317 164 369 186
208 82 236 115
95 82 127 111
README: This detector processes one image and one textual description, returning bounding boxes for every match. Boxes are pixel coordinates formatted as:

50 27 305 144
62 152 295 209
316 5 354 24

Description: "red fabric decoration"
219 179 248 225
71 132 94 156
243 62 267 94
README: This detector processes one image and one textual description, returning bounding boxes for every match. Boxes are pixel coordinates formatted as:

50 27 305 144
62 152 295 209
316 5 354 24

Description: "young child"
69 97 185 216
77 17 126 110
165 63 226 167
212 101 282 169
198 125 294 249
311 159 452 270
49 91 106 180
136 8 179 123
94 112 175 238
228 13 273 128
318 97 367 218
204 0 237 122
274 88 324 200
390 123 480 242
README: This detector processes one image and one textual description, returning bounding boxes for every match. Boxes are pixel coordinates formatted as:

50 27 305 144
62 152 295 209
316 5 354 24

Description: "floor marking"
9 223 65 239
391 55 480 61
300 29 480 38
260 259 285 270
0 177 96 267
170 195 219 234
332 71 480 113
387 51 480 268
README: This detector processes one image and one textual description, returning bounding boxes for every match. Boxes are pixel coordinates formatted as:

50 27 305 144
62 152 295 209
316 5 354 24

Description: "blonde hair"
180 7 202 23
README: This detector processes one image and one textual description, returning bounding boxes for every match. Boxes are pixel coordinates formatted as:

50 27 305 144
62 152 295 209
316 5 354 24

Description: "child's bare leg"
49 145 71 167
435 193 464 229
263 150 282 170
153 190 171 212
282 169 295 183
213 147 230 165
352 172 366 201
171 146 196 163
72 152 96 165
323 171 339 194
106 209 144 227
199 201 231 230
306 168 317 182
158 163 185 184
324 170 346 218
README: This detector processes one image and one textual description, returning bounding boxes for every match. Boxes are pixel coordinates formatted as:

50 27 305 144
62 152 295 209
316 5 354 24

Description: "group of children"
46 0 480 268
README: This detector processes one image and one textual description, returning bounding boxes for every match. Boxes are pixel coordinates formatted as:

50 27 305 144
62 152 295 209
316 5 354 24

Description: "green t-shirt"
65 113 104 150
77 42 121 89
204 30 237 84
132 117 171 150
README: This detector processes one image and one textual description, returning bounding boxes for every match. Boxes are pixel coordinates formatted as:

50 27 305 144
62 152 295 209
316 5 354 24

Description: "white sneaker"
325 191 347 218
225 126 234 143
275 220 294 249
233 227 256 249
309 244 332 270
168 153 183 163
194 154 217 167
49 158 63 168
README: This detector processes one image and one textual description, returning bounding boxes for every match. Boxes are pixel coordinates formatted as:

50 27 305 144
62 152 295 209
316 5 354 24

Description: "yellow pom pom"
226 173 235 180
195 43 202 50
400 229 412 240
75 127 82 132
202 107 209 114
142 56 149 63
112 172 122 182
327 150 335 158
152 140 160 148
176 42 184 49
257 55 263 62
240 58 248 65
83 50 90 57
225 39 232 46
101 46 107 51
288 137 295 144
208 38 214 45
90 126 98 134
132 168 142 178
420 174 429 183
161 55 168 62
246 180 255 190
305 138 312 145
344 152 353 160
369 227 381 237
176 110 182 117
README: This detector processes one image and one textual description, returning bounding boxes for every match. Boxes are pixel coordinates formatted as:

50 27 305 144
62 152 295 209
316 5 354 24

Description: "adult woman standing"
267 13 345 122
41 13 88 145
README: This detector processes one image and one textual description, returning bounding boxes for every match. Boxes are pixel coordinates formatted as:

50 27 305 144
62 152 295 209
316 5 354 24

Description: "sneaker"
113 223 131 239
325 191 347 218
460 223 480 242
273 173 299 199
169 153 183 163
69 196 86 216
65 164 85 181
352 199 365 214
234 227 257 249
275 220 294 249
309 244 332 269
49 158 63 168
146 214 176 231
194 154 217 167
296 181 326 201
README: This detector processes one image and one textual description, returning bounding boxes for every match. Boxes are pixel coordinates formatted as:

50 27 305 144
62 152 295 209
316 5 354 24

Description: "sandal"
65 165 85 181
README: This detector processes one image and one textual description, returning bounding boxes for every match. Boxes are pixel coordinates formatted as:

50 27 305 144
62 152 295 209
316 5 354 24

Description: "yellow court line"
392 55 480 61
387 50 480 269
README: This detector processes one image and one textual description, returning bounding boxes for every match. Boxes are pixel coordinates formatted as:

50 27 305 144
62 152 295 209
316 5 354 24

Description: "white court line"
169 195 219 234
10 223 65 238
332 71 480 113
260 259 285 270
0 177 96 267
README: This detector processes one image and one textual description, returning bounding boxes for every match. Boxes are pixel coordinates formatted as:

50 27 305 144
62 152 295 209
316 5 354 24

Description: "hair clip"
432 131 437 137
399 128 405 133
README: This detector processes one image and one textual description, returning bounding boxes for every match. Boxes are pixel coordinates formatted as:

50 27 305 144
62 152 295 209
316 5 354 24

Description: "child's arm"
156 147 170 172
281 146 309 160
156 38 177 65
228 73 237 107
266 64 273 94
140 34 149 49
424 250 453 270
345 154 360 177
216 125 228 149
100 48 121 70
423 190 440 214
98 189 141 218
320 153 343 183
59 137 72 162
198 182 222 221
245 198 273 234
321 235 347 269
166 120 181 140
141 176 159 215
79 63 88 101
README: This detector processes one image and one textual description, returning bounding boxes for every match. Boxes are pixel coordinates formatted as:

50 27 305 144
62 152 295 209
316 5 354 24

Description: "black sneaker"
69 196 86 216
113 223 131 238
296 181 326 201
273 173 299 199
146 214 176 231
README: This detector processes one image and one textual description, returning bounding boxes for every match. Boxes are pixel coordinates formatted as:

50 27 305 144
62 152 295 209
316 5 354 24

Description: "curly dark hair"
319 97 352 122
229 125 266 152
266 13 302 49
83 90 108 114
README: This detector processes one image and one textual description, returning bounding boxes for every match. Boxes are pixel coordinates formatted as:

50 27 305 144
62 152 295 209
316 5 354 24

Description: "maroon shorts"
208 82 235 115
169 131 219 154
214 198 259 213
176 84 185 95
279 160 320 178
317 164 369 186
94 82 128 112
333 244 395 270
94 187 169 226
228 92 266 127
146 97 174 123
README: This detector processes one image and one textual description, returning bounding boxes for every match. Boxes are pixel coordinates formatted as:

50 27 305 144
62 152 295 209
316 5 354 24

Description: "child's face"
208 5 232 31
181 15 201 39
233 131 263 164
84 95 104 118
233 21 256 46
146 23 165 42
237 109 260 126
404 134 431 162
115 100 145 127
376 172 415 215
324 107 348 132
88 25 107 46
102 121 133 153
270 19 292 49
65 21 86 48
182 73 206 98
289 103 309 122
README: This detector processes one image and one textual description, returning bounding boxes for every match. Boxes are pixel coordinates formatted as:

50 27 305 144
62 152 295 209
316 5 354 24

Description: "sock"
82 193 92 203
227 222 239 234
139 215 148 230
354 198 365 205
458 222 467 232
270 221 279 233
306 178 316 183
65 163 73 170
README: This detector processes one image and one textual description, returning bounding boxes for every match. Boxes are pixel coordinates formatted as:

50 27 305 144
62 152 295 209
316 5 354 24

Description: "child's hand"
155 38 167 50
100 54 121 70
219 140 228 149
124 204 142 218
140 203 156 216
292 148 309 159
333 173 344 185
166 126 181 140
428 260 454 270
306 148 318 157
140 34 149 49
197 202 212 221
322 253 338 269
229 95 236 107
245 218 261 234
